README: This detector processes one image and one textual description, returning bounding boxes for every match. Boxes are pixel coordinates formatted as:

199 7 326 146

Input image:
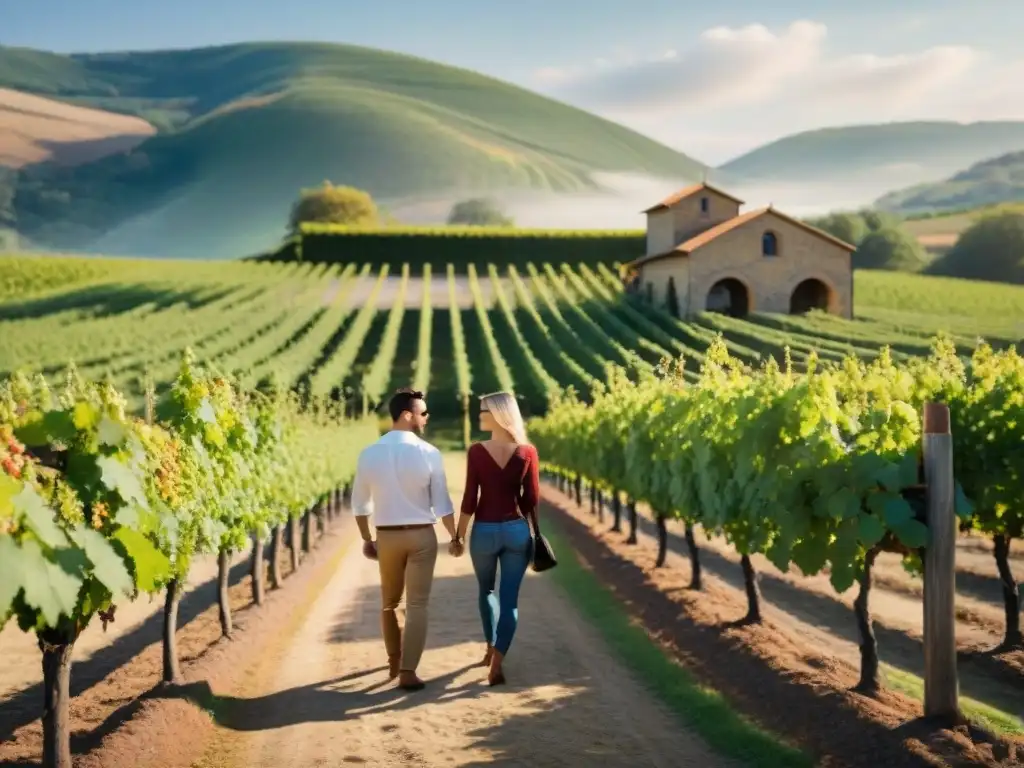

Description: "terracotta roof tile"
625 207 855 269
641 182 745 213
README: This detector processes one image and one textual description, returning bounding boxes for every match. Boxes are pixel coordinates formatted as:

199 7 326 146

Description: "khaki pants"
377 526 438 672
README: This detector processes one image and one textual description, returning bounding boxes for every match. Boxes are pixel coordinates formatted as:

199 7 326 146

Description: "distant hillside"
717 122 1024 187
875 151 1024 214
0 43 705 259
0 87 155 168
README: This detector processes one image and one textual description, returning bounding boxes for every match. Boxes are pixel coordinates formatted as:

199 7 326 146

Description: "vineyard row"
3 262 1010 426
527 336 1023 696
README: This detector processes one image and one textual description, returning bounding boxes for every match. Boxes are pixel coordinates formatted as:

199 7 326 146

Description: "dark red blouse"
460 442 540 524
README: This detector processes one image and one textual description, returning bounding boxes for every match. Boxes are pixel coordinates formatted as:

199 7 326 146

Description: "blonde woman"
455 391 540 686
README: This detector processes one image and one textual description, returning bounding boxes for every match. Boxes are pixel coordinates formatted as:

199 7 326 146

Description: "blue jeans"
469 519 533 656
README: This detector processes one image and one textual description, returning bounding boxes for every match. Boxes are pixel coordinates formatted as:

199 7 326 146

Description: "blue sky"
4 0 1023 161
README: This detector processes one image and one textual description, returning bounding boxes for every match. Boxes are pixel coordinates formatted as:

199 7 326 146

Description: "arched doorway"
789 278 832 314
706 278 750 318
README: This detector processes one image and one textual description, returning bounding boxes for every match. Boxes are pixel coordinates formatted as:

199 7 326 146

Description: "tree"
288 182 378 233
0 168 17 229
853 227 927 271
859 209 900 233
929 211 1024 284
665 276 680 317
446 198 513 227
807 212 868 246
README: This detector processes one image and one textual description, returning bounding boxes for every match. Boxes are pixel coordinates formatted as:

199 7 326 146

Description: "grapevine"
530 336 992 693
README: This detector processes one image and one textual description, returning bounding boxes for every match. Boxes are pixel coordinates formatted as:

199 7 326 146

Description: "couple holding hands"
351 388 554 691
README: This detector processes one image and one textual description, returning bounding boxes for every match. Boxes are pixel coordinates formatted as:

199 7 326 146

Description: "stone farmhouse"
624 183 854 319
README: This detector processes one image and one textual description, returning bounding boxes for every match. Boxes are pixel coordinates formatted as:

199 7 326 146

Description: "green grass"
853 269 1024 320
882 666 1024 738
542 519 811 768
900 203 1024 238
0 42 704 259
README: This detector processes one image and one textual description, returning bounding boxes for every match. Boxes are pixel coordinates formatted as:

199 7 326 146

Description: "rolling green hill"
0 43 705 259
875 151 1024 214
717 121 1024 183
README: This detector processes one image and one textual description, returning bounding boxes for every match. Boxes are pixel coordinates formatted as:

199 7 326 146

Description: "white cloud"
806 45 977 104
530 20 1024 164
536 20 827 111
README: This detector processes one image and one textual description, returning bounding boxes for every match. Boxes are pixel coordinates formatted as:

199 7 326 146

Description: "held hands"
448 538 465 558
362 539 378 560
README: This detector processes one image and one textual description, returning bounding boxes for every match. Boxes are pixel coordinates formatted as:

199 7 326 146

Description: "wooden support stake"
922 402 958 720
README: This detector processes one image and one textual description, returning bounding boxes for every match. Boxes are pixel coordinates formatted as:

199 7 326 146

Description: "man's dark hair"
388 388 424 422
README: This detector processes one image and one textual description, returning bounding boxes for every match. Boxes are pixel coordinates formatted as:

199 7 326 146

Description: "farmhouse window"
762 231 778 257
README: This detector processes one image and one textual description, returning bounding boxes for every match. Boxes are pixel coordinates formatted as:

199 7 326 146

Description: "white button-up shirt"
351 430 455 526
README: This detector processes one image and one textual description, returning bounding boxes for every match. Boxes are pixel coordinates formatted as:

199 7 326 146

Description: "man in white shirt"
351 388 462 691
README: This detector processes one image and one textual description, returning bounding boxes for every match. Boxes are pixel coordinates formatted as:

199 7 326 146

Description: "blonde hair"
480 391 528 445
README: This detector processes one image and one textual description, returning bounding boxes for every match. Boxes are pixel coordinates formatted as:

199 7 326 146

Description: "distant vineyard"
1 254 1022 429
275 225 644 270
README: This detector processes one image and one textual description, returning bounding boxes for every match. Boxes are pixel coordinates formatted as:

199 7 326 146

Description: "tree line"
288 182 515 232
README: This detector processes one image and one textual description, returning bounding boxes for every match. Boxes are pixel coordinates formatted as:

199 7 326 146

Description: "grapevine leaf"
197 399 217 424
872 462 902 493
954 484 974 519
892 519 929 550
18 539 83 627
97 416 127 447
73 402 100 431
14 485 68 549
857 514 886 548
822 517 861 593
829 562 857 593
16 410 77 446
112 527 171 593
79 578 112 618
880 493 914 527
97 456 148 507
69 527 134 598
791 535 829 576
826 488 861 520
0 536 24 620
897 453 920 488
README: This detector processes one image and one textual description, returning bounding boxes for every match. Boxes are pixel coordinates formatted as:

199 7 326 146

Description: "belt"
376 524 434 531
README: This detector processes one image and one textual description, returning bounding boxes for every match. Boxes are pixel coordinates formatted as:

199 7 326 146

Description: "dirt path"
198 458 732 768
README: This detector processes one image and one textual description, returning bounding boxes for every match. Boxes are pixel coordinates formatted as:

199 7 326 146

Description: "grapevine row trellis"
0 353 377 768
530 336 1024 724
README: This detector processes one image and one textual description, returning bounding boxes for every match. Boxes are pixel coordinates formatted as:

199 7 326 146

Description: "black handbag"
530 520 557 573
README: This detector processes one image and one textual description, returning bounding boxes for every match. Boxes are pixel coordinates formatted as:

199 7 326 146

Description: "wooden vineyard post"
922 402 959 721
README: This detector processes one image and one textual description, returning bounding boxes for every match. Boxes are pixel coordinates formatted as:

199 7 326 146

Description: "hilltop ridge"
0 42 705 258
